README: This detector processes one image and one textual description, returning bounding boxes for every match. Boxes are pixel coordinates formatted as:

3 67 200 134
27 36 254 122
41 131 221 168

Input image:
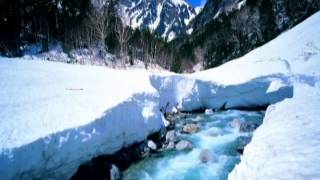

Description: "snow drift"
0 93 164 179
0 10 319 180
0 59 167 179
151 74 293 112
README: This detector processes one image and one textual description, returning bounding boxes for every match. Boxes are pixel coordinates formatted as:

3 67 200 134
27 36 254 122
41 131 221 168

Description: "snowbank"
0 58 167 179
229 82 320 179
0 93 164 179
151 74 293 112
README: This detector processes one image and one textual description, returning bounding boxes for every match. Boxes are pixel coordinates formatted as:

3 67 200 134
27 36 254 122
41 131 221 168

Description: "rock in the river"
199 149 216 163
166 141 175 150
230 118 242 129
166 130 177 143
110 164 121 180
147 140 157 151
240 121 259 132
182 123 199 134
175 140 193 151
205 109 214 115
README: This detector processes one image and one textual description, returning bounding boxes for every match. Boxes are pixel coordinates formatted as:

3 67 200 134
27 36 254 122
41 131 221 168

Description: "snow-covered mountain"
118 0 198 41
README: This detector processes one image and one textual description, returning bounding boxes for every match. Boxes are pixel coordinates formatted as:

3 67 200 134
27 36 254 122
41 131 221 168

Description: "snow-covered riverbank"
0 11 319 180
0 58 174 179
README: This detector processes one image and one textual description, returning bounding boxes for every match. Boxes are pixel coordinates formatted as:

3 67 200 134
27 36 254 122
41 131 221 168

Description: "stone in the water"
166 141 175 150
175 140 193 151
147 140 157 151
240 121 259 132
230 118 242 129
182 123 199 134
110 164 121 180
166 130 177 143
205 109 214 115
199 149 216 163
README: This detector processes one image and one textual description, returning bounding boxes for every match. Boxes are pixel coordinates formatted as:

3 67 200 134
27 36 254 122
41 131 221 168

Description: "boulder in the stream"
230 118 242 129
240 121 260 132
175 140 193 151
182 123 199 134
147 140 157 151
110 164 121 180
199 149 217 163
166 130 177 143
205 109 214 115
166 141 175 150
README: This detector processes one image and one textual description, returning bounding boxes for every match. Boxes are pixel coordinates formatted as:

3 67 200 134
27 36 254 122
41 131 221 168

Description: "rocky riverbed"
71 110 264 180
123 110 264 180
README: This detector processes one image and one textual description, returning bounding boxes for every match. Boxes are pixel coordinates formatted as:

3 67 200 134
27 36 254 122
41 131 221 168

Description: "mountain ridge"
118 0 199 41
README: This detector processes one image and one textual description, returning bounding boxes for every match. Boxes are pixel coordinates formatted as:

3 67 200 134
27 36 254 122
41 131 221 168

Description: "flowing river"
123 110 264 180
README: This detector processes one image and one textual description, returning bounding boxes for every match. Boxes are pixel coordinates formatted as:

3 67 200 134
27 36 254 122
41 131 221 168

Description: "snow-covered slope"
229 82 320 179
119 0 198 41
0 59 168 179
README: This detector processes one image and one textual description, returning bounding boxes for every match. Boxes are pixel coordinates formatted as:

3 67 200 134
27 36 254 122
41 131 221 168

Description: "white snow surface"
229 82 320 180
0 11 319 180
0 59 169 179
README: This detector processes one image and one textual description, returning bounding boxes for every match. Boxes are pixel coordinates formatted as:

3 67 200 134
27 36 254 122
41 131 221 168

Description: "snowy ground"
229 82 320 179
0 11 319 180
0 59 169 179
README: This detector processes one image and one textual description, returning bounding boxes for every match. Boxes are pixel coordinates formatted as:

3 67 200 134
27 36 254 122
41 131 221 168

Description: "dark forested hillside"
173 0 320 70
0 0 89 56
0 0 175 69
